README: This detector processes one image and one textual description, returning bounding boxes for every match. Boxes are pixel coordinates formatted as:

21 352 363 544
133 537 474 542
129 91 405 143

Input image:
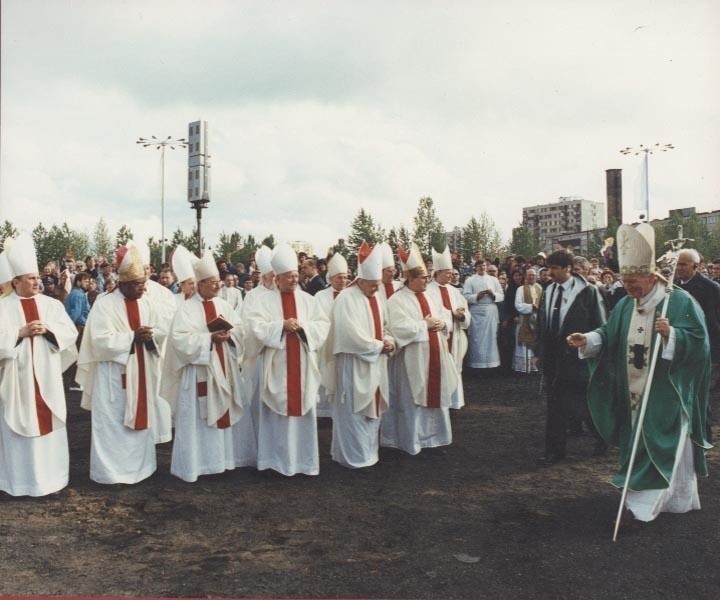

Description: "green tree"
91 218 113 259
216 231 247 265
34 223 89 268
147 236 164 268
260 234 275 249
412 197 445 256
347 208 385 269
0 220 19 249
397 225 412 251
169 227 199 255
509 223 540 259
115 224 134 247
461 213 503 262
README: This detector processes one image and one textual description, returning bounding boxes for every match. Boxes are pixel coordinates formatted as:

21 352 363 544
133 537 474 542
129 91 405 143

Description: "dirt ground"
1 371 718 599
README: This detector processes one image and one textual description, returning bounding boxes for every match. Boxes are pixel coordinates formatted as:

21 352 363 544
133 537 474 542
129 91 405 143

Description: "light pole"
619 143 675 222
136 135 188 264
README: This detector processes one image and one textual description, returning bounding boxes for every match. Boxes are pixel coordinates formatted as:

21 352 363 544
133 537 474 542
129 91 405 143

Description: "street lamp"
619 143 675 222
136 135 188 264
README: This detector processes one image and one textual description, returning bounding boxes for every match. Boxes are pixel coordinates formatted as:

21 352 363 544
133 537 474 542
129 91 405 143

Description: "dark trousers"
544 380 602 457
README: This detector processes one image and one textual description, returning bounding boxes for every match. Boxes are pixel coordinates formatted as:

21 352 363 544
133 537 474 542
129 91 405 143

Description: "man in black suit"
675 249 720 441
300 258 327 296
537 250 607 464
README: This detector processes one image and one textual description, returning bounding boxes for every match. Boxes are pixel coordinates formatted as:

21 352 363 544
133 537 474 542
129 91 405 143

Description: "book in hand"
207 315 234 333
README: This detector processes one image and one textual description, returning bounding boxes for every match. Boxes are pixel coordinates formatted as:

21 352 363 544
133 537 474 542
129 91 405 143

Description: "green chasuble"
586 287 711 491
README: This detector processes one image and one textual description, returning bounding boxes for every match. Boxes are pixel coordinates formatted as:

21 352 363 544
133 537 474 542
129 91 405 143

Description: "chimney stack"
606 169 622 225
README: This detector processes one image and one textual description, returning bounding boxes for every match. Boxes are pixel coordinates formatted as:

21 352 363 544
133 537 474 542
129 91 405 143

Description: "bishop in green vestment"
567 223 712 522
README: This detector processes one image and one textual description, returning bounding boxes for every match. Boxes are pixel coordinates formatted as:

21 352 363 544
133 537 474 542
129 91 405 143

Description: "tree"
115 224 134 247
91 218 113 259
147 237 164 268
216 231 247 265
412 197 445 257
0 220 19 249
169 227 199 255
346 208 385 270
34 223 89 268
461 213 503 262
397 225 412 251
260 234 275 249
509 223 541 259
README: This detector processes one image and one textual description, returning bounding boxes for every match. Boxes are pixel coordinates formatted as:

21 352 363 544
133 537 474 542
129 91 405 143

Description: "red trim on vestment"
368 294 383 417
383 282 395 298
202 299 230 428
125 299 148 430
438 285 454 352
281 291 302 417
20 298 53 435
414 292 441 408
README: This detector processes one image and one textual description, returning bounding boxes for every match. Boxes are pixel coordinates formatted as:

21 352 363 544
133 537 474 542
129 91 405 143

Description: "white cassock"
315 286 342 418
0 292 78 496
381 285 458 455
462 274 504 368
160 294 256 482
240 284 275 416
219 285 243 314
427 280 470 408
77 290 168 484
143 279 177 444
327 284 391 468
244 287 330 476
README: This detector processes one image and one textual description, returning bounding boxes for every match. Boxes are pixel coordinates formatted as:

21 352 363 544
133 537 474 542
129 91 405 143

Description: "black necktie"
550 284 563 336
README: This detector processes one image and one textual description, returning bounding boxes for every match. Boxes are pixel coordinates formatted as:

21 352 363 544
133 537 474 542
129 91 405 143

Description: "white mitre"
357 241 382 281
432 245 453 271
270 243 298 275
255 245 273 275
172 245 197 283
617 223 656 276
193 249 219 282
327 252 348 278
6 232 38 277
397 242 426 275
379 242 395 269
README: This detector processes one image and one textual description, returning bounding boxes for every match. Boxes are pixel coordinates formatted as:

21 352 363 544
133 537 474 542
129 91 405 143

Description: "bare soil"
1 372 718 599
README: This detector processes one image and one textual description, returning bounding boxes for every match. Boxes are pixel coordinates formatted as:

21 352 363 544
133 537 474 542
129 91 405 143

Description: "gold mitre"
116 243 146 282
617 223 655 276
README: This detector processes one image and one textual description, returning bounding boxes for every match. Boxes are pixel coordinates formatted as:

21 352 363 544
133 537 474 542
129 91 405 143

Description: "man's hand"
134 326 154 343
382 339 395 354
424 315 444 332
211 331 230 343
453 307 466 321
283 318 303 334
19 320 46 338
655 317 671 340
566 333 587 349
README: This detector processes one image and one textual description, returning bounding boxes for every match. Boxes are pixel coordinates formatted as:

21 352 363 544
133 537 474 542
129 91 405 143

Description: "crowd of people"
0 227 717 528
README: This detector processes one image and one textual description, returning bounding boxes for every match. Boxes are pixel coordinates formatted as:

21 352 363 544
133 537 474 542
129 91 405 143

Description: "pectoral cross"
637 326 644 334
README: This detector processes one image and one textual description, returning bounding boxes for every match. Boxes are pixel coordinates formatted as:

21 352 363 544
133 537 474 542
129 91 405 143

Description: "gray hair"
678 248 701 265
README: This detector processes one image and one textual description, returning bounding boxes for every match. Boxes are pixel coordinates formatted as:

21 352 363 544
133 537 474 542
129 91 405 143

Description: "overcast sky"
1 0 718 256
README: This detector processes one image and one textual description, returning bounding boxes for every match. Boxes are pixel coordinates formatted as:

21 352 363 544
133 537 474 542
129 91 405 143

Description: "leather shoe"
536 453 565 465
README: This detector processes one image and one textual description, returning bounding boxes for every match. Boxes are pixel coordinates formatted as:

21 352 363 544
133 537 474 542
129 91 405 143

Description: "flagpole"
619 143 675 223
612 225 693 541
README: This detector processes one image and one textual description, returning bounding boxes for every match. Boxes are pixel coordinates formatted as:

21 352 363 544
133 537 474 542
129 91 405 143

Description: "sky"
1 0 719 257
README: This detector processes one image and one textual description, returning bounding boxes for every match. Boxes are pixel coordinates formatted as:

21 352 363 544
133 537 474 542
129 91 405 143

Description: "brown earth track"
1 372 718 599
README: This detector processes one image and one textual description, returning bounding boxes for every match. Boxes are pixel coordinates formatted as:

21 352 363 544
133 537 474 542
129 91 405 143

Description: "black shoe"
536 453 565 465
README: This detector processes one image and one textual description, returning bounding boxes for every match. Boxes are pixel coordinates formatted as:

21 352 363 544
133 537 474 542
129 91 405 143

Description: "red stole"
19 298 53 435
414 292 441 408
202 299 230 429
383 282 395 298
333 290 340 299
124 299 149 430
281 291 302 417
438 285 454 352
368 294 383 416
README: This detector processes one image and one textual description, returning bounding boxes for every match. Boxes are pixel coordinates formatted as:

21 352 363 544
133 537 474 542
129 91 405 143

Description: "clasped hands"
19 320 46 338
283 318 303 334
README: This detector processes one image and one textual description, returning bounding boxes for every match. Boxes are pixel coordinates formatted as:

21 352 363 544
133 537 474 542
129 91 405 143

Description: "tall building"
187 120 210 203
522 196 606 252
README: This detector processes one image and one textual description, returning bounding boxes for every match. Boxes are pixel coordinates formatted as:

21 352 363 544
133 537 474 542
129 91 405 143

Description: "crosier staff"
611 226 693 542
